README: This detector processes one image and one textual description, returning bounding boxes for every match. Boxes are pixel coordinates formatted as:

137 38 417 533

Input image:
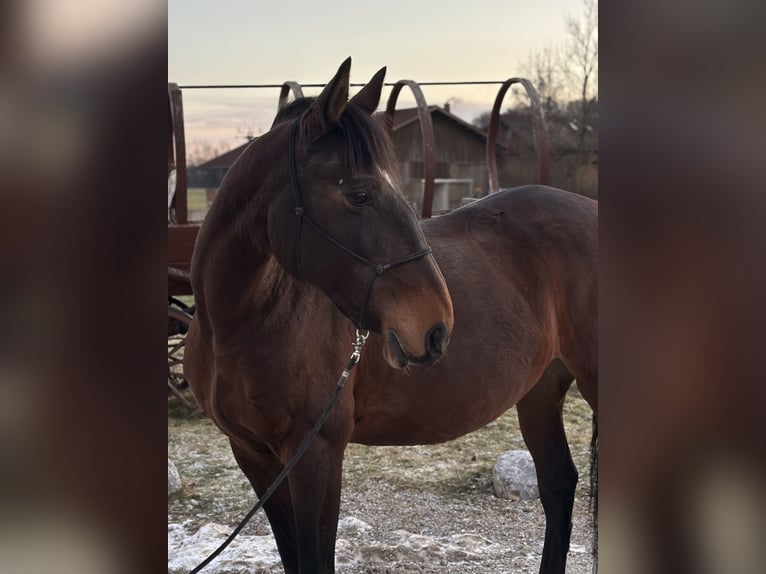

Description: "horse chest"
206 362 301 448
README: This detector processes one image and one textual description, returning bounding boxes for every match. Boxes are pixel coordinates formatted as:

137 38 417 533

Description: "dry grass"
187 187 209 212
168 383 596 573
168 384 595 509
342 385 594 498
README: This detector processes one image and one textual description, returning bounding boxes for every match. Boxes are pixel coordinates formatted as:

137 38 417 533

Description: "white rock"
493 450 539 500
168 459 182 495
337 516 372 535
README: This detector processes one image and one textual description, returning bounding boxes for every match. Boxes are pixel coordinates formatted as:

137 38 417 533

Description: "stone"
492 450 539 500
168 459 182 495
337 516 372 535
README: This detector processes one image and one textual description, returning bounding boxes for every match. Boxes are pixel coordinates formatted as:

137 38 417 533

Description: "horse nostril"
426 323 449 356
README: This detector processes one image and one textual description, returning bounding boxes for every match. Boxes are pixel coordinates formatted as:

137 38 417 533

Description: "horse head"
266 58 454 368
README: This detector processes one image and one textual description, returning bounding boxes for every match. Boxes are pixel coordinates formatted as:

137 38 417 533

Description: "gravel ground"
168 389 596 573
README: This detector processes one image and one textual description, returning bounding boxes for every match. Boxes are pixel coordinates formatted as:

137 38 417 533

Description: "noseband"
287 116 432 329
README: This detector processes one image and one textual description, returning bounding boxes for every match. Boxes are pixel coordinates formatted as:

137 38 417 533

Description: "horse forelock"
336 102 399 184
277 97 399 186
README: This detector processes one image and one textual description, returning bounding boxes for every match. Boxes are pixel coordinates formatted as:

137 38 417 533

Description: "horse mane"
271 97 315 127
273 96 399 184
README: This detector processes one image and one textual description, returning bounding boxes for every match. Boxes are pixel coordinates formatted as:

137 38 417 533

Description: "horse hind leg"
517 359 578 574
229 441 300 574
561 334 599 571
560 309 597 419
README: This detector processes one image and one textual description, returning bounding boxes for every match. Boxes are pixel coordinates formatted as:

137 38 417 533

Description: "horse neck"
191 137 285 336
191 138 348 349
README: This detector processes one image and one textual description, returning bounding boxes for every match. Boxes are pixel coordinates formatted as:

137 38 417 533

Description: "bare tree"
236 123 256 143
474 0 598 196
563 0 598 163
187 141 224 167
520 44 566 117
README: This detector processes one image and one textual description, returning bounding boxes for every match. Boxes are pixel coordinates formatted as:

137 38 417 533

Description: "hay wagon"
167 83 199 410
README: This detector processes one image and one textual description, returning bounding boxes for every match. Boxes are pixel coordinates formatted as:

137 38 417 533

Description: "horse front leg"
229 440 300 574
286 434 346 574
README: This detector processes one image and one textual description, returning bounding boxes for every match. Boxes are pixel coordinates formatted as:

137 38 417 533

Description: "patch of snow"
335 529 502 568
168 459 182 495
168 522 280 574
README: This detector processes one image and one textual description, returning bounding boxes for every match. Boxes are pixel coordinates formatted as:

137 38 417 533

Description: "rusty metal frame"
168 305 196 411
168 265 191 283
384 80 436 219
278 81 305 110
167 89 175 179
168 83 188 223
486 78 550 193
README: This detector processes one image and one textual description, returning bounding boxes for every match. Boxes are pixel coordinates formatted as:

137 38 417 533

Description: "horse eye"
347 191 370 206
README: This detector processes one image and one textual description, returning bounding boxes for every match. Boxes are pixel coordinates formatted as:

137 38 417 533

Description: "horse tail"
589 413 599 573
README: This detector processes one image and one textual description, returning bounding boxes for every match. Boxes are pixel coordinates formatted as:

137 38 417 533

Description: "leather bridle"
287 115 432 329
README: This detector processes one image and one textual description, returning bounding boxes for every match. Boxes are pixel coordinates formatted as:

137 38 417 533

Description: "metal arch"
278 81 305 110
167 86 175 178
487 78 550 194
168 83 188 223
384 80 437 219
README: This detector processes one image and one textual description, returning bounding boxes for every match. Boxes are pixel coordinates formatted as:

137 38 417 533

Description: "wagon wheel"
168 302 197 412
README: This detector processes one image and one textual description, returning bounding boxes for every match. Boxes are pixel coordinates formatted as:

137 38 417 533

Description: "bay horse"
184 58 598 574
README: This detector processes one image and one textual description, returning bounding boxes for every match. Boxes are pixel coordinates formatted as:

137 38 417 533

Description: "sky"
169 0 587 156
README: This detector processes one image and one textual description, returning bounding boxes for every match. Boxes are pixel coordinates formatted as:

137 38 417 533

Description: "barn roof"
195 105 492 170
196 141 252 169
389 106 489 142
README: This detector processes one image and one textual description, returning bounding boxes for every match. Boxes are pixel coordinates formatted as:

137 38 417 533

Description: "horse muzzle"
383 323 450 369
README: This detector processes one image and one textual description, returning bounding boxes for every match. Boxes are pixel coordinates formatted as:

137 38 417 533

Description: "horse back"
426 185 596 245
423 185 597 291
350 186 597 445
426 185 597 405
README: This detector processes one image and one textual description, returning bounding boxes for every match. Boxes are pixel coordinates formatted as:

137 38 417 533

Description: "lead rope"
186 330 370 574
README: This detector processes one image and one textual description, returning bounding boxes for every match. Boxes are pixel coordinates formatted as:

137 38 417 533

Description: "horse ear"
349 67 386 115
314 57 351 126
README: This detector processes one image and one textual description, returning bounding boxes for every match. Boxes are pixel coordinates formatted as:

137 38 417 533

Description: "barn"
388 104 492 213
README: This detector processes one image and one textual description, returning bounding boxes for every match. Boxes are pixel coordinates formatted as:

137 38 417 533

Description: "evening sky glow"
169 0 586 155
